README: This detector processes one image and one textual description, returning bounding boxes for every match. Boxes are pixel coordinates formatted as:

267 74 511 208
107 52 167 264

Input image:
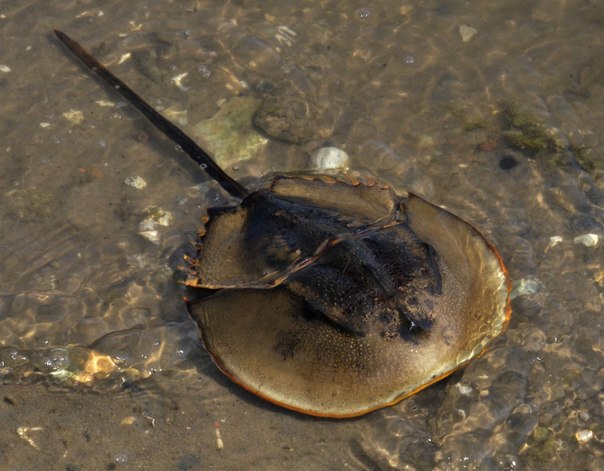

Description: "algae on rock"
500 102 560 154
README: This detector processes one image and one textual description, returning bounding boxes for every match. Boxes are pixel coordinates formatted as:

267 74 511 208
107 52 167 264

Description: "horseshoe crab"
55 30 511 418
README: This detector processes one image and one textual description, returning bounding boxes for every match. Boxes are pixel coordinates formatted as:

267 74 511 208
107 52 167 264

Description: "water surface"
1 1 602 469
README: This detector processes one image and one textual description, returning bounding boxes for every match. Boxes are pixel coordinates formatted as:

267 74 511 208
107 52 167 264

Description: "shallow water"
1 1 603 469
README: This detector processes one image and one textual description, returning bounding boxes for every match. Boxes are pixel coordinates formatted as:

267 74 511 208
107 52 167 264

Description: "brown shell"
187 176 511 418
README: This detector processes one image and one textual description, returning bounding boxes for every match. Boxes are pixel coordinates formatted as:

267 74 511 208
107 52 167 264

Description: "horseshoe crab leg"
54 30 250 200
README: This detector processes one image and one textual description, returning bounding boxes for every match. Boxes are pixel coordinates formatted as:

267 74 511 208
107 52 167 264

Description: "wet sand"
1 1 603 469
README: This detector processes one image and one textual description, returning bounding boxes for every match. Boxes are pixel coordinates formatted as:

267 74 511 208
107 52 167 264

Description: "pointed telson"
54 30 249 199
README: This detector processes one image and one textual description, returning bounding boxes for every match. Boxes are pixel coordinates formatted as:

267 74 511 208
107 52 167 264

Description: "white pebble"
573 233 598 247
455 383 473 396
138 207 173 243
171 72 190 91
62 109 85 125
459 24 478 42
215 426 224 450
547 235 563 248
510 278 540 300
95 99 116 107
311 147 349 171
139 229 158 242
117 52 131 65
39 122 51 129
0 64 11 73
575 429 593 444
124 176 147 190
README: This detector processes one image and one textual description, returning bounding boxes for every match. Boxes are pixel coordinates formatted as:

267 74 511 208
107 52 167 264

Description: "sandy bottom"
1 0 603 469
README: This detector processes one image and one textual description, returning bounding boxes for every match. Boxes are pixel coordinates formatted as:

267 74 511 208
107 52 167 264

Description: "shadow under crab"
55 30 511 418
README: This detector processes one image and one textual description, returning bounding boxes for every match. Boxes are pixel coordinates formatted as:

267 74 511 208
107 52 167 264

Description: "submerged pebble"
521 327 546 352
193 96 267 167
171 72 190 91
459 25 478 42
213 421 225 450
456 383 473 396
575 429 593 444
139 207 173 243
547 235 563 249
62 109 85 125
311 146 349 171
124 175 147 190
120 416 136 426
254 94 334 145
95 99 116 107
511 278 541 300
573 233 598 247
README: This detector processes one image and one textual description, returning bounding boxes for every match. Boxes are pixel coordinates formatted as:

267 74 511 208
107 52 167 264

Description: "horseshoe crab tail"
54 30 250 200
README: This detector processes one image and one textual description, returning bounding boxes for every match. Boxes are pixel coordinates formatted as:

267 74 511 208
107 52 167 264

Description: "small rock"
459 25 478 42
547 235 563 248
254 94 334 145
575 429 593 444
124 176 147 190
522 327 546 352
171 72 190 91
62 109 85 125
455 383 473 396
478 137 497 152
511 278 540 300
139 207 173 243
139 228 159 243
573 233 598 247
120 416 136 426
145 207 173 227
193 96 267 167
532 426 549 443
95 99 116 107
0 64 11 73
311 147 349 171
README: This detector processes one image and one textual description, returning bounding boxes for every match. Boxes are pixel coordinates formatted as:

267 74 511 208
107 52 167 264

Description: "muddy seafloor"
1 1 603 470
